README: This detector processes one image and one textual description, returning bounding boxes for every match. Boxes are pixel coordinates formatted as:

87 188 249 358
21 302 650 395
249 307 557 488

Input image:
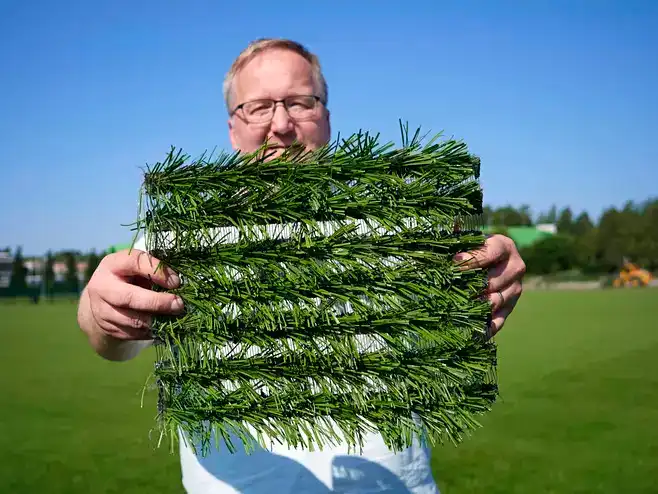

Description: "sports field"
1 288 657 493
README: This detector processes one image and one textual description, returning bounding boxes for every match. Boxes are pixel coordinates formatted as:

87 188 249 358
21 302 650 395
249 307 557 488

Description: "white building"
0 252 12 288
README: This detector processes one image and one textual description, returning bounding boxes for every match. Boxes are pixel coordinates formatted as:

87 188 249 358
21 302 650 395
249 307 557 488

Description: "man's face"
227 49 331 159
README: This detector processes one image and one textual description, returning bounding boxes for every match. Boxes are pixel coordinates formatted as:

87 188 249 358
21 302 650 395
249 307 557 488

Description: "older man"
78 38 525 493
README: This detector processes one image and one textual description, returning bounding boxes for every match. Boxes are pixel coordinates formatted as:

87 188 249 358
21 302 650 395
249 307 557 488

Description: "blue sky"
1 0 656 256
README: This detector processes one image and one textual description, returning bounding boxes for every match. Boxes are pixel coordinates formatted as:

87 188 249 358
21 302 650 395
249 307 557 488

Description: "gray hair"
223 38 328 111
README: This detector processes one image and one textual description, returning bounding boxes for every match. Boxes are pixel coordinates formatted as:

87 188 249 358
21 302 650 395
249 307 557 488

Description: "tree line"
1 247 103 298
484 197 658 276
2 195 657 295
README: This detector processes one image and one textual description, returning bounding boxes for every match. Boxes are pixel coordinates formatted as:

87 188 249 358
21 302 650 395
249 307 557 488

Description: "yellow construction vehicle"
612 258 654 287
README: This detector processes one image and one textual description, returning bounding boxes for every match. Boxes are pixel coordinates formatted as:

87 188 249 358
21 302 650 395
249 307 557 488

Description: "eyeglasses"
232 95 323 124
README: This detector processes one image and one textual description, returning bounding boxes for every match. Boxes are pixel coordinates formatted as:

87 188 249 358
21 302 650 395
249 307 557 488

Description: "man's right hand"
77 249 184 360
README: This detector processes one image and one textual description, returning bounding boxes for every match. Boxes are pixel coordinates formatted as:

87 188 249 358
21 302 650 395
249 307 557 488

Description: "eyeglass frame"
229 94 326 124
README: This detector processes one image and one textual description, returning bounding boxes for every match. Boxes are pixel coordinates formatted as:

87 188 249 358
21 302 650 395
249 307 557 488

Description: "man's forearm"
77 287 150 362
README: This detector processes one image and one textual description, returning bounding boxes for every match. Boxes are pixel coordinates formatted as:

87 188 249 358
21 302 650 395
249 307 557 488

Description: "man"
78 38 525 493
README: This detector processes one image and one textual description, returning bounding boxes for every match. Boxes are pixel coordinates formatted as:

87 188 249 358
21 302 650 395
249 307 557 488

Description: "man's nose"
270 103 294 134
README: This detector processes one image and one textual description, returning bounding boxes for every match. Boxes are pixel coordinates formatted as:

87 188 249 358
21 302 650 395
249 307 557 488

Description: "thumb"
111 249 181 289
454 236 506 270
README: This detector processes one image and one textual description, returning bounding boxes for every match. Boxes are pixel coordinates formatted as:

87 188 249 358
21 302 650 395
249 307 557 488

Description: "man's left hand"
455 234 526 336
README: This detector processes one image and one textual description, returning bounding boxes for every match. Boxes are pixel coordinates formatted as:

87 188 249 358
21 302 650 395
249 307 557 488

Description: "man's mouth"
262 143 306 159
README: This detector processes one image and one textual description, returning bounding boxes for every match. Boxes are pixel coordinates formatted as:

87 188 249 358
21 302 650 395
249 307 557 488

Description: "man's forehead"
232 49 316 102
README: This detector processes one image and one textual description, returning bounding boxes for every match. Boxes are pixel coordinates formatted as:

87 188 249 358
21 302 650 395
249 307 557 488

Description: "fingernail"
454 253 467 262
169 273 181 288
171 296 185 312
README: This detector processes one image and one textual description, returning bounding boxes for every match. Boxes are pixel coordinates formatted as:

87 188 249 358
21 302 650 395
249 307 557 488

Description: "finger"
482 259 508 294
490 305 513 337
128 275 156 290
485 260 526 296
113 249 180 289
487 282 521 313
101 281 185 315
94 304 155 341
454 235 509 271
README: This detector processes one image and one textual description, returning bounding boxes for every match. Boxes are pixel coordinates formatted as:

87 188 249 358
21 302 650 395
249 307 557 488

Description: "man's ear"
228 118 237 150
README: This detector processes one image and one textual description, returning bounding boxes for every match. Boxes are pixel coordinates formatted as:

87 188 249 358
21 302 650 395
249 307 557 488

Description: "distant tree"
537 204 558 224
84 250 101 284
56 250 83 261
9 246 28 294
482 205 494 226
592 205 647 273
491 205 532 227
43 251 55 299
494 206 515 226
617 200 655 270
489 196 657 276
520 234 579 275
556 207 574 235
63 252 79 293
574 228 602 275
639 198 658 270
488 225 510 238
518 204 534 226
572 211 594 237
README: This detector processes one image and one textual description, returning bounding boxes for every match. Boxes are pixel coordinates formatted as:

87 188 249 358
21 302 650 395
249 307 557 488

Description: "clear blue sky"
1 0 656 256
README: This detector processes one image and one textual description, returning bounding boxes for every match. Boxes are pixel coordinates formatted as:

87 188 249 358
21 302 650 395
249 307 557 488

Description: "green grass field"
1 289 657 493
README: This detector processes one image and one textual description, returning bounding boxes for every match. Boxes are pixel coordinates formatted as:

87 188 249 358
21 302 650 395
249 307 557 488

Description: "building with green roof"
483 224 557 249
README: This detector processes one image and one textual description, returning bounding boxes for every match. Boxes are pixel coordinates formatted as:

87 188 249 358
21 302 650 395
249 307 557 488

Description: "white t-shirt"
131 234 441 493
